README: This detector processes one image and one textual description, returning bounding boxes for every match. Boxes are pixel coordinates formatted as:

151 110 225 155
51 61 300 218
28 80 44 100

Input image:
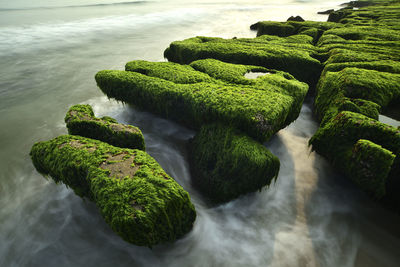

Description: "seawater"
1 1 400 266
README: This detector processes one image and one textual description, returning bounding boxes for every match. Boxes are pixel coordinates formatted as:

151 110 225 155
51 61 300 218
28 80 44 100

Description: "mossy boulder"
30 135 196 247
189 124 279 203
65 104 145 150
96 59 308 141
346 139 396 198
309 111 399 199
314 67 400 123
163 35 322 85
251 20 340 42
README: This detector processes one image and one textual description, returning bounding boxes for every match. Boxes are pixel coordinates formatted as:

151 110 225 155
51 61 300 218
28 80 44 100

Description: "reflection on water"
245 71 270 79
379 114 400 128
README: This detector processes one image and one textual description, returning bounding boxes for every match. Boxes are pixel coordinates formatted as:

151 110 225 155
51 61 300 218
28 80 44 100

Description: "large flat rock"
96 59 308 141
163 35 321 85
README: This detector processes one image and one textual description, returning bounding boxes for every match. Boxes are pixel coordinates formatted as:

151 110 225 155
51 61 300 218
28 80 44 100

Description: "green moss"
30 135 196 247
320 42 400 62
190 124 279 203
315 68 400 122
346 139 395 198
322 60 400 74
328 2 400 26
189 58 271 85
163 35 322 85
310 111 400 160
252 20 341 42
323 26 400 41
96 59 308 141
308 0 400 206
309 111 399 198
65 104 145 150
125 60 214 84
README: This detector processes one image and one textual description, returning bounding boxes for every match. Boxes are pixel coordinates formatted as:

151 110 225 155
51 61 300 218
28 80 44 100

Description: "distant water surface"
1 1 400 266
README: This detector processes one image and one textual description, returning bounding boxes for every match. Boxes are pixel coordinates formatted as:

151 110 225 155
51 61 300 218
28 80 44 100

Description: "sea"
1 0 400 266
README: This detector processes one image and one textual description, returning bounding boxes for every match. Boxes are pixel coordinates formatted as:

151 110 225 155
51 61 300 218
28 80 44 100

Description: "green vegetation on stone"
346 139 395 198
251 20 341 42
328 2 400 28
125 60 214 84
314 67 400 123
96 59 308 141
30 135 196 247
163 35 322 85
190 124 280 203
309 111 399 199
65 104 145 150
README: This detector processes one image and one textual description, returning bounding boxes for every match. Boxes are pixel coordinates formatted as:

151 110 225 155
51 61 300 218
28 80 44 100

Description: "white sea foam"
0 8 205 56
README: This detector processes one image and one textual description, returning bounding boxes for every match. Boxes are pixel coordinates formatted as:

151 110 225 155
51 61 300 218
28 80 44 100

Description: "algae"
163 35 322 85
189 124 280 203
310 111 399 199
65 104 145 150
96 59 308 141
30 135 196 247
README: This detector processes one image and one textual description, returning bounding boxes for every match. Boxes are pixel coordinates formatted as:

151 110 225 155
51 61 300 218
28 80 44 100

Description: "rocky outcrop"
189 124 279 203
96 59 308 141
163 35 321 86
309 111 399 199
65 104 145 150
248 0 400 206
30 135 196 247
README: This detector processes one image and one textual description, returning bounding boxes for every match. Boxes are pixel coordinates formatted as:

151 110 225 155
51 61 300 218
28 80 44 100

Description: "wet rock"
65 104 145 150
96 59 308 141
309 111 400 199
30 135 196 247
189 124 279 203
314 67 400 124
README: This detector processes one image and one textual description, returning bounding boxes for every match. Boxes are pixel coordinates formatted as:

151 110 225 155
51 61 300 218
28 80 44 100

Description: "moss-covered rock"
189 124 279 203
328 1 400 28
125 60 214 84
314 67 400 123
65 104 145 150
306 0 400 208
311 1 400 124
310 111 400 165
322 60 400 75
30 135 196 247
163 35 322 85
251 20 341 42
323 26 400 42
96 59 308 141
309 111 399 199
346 139 396 198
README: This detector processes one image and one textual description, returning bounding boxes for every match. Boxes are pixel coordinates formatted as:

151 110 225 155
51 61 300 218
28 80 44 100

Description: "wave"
0 1 149 12
0 8 205 56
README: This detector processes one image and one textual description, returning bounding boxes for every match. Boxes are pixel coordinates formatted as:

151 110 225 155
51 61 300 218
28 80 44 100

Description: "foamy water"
1 1 400 266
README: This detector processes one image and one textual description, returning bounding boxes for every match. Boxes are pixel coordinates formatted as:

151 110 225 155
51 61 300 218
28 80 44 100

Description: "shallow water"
244 71 270 79
1 0 400 266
